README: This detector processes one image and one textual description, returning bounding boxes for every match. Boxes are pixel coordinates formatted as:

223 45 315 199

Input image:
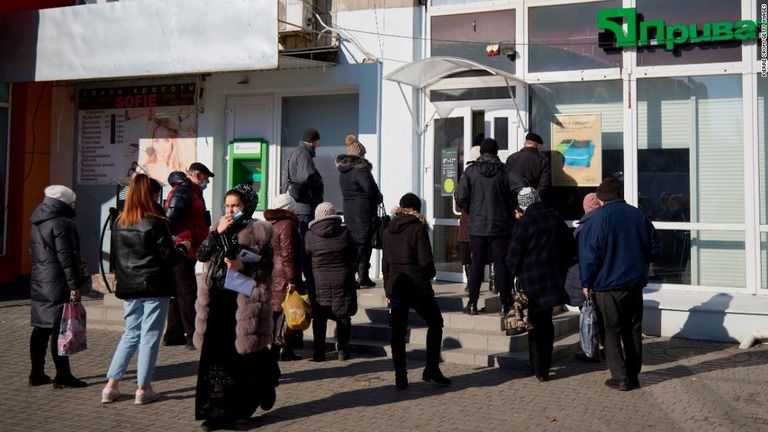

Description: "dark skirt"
195 288 279 422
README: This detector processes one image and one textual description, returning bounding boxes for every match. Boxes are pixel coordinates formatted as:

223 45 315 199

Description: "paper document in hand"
224 269 254 297
238 248 261 263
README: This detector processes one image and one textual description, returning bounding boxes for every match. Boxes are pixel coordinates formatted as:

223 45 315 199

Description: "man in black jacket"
162 162 214 349
283 128 324 293
506 132 551 200
457 138 528 316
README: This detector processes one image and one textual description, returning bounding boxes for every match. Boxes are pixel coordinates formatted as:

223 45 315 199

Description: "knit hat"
399 193 422 213
479 138 499 155
525 132 544 145
517 187 541 211
301 128 321 143
596 177 622 201
272 193 296 212
583 193 600 214
314 202 336 219
468 145 481 163
44 185 76 206
345 134 366 157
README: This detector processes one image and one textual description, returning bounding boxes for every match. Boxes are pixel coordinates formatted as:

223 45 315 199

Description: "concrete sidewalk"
1 297 767 431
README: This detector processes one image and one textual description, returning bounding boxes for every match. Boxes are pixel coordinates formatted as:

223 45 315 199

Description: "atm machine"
227 138 268 211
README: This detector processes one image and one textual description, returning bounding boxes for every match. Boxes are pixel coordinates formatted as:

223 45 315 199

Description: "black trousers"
166 258 198 338
528 308 554 379
30 324 71 377
311 304 351 354
389 292 444 376
356 242 373 270
468 235 510 306
595 289 644 384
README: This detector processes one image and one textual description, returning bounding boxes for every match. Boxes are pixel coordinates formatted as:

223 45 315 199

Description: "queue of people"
26 127 660 431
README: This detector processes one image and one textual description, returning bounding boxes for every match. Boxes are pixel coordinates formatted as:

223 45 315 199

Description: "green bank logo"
598 8 763 51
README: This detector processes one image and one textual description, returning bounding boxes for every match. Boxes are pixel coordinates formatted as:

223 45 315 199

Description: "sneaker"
101 388 120 403
135 388 160 405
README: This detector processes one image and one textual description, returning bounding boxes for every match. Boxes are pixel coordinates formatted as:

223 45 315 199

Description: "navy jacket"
564 209 598 307
506 201 574 312
578 199 661 292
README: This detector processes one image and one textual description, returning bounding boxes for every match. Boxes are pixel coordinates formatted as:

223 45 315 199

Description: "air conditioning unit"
278 0 312 34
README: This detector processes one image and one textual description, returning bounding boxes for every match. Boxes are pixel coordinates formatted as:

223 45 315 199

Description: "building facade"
1 0 766 343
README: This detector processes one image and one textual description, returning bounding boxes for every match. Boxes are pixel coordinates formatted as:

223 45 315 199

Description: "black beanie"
301 128 320 142
525 132 544 145
479 138 499 155
399 193 422 213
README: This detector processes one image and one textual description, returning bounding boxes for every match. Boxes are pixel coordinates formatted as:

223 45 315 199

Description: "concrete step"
310 332 582 371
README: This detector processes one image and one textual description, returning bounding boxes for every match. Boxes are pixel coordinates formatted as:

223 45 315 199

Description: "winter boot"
358 264 376 287
488 264 497 294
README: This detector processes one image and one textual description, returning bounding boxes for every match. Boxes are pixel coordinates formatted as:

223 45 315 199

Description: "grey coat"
283 142 324 215
29 197 88 328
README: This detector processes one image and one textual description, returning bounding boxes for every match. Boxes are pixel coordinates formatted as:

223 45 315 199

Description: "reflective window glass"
529 80 624 220
529 0 622 73
637 75 743 224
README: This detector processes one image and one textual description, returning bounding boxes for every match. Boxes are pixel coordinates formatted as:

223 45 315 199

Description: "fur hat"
314 202 337 219
272 193 296 212
596 177 622 201
525 132 544 145
345 134 367 157
44 185 76 205
583 193 600 214
301 128 321 143
468 146 481 163
517 187 541 211
479 138 499 155
399 193 422 213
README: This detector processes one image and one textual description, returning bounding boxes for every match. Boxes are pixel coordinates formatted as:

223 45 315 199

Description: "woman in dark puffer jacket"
102 174 190 404
336 135 383 287
383 193 451 390
305 202 358 362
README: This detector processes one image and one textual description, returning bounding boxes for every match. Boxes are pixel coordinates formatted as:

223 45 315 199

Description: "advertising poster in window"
440 148 458 197
551 114 601 187
77 84 197 186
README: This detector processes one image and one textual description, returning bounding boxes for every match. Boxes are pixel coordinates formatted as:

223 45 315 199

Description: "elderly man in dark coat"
305 202 358 362
28 185 90 388
336 134 382 287
507 187 575 382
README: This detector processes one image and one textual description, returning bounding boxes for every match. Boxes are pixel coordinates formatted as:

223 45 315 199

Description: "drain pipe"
739 329 768 349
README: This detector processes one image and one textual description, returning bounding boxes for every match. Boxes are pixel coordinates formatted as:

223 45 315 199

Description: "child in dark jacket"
305 202 358 361
382 193 451 390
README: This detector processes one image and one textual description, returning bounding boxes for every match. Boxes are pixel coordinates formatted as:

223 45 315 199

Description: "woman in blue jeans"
101 174 190 404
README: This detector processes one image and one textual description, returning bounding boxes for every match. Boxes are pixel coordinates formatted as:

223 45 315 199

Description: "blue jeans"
106 297 170 387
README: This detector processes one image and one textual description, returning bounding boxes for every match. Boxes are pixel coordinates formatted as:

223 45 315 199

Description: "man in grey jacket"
283 128 324 293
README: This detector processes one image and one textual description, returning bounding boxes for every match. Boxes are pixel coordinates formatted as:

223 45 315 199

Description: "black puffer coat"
29 197 88 328
381 207 436 299
336 154 383 244
111 215 188 300
457 153 528 236
304 216 358 317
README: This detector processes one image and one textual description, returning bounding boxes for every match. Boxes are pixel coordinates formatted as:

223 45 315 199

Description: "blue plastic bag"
579 298 599 358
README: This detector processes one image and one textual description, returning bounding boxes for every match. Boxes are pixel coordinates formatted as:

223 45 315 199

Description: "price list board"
77 84 196 185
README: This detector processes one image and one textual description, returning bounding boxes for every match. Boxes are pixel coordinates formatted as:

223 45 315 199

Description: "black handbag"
370 204 390 250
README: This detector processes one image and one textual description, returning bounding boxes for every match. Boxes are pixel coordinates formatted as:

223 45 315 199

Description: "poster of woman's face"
137 116 197 186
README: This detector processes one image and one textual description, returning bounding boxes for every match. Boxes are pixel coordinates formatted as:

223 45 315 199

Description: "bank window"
529 80 623 221
636 0 742 66
431 9 516 74
0 83 8 256
638 75 744 288
529 0 622 73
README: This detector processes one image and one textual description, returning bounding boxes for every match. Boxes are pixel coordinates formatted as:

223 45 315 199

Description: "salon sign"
598 7 763 51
